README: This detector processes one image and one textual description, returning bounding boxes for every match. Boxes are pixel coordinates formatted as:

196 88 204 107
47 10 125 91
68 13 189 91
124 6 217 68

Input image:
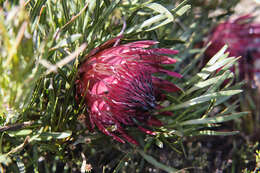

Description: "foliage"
0 0 253 172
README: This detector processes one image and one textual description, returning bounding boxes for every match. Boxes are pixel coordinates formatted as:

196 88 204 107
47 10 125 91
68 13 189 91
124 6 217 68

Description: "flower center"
118 71 156 114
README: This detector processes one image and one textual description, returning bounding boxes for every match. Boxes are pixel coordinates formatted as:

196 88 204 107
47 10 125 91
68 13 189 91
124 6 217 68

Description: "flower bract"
76 37 181 145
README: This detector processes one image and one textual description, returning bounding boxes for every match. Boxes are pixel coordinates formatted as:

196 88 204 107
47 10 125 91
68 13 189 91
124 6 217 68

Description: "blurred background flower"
204 15 260 84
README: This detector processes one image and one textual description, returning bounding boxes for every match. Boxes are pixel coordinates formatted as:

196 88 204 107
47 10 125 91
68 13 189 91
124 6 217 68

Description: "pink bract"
76 37 181 145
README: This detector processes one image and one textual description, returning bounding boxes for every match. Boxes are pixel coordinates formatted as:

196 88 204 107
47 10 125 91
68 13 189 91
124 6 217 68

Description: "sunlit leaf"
138 150 178 173
163 90 242 111
7 129 33 137
194 130 239 136
176 5 191 16
181 112 248 125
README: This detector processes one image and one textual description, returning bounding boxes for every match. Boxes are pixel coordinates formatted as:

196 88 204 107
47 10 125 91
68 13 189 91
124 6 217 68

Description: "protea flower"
76 36 181 145
204 15 260 80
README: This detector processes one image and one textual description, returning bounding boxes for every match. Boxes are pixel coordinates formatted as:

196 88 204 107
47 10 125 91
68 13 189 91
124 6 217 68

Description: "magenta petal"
137 54 177 64
137 126 156 135
159 69 182 78
117 126 139 145
251 25 260 35
122 48 153 56
125 40 159 48
160 111 173 116
86 36 123 58
233 14 252 23
147 117 163 126
121 132 139 145
150 48 179 55
100 36 123 49
94 119 126 144
153 77 182 92
159 56 177 64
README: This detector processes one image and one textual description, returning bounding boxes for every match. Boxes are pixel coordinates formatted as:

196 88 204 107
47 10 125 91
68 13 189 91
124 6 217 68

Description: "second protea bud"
76 37 181 145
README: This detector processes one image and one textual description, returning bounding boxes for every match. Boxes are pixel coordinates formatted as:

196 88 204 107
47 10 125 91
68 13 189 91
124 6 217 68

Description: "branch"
0 121 34 132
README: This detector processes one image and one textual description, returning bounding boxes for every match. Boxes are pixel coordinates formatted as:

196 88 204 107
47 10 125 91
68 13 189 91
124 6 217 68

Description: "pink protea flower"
204 15 260 81
76 36 181 145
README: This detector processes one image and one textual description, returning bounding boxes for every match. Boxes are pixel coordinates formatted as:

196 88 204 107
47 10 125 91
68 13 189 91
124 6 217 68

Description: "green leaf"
207 45 228 66
112 153 131 173
220 57 239 71
51 34 82 50
30 0 47 21
206 70 233 93
126 14 169 33
164 90 242 111
61 0 70 23
145 18 172 31
176 5 191 16
180 112 248 125
202 57 236 73
145 3 173 20
196 55 232 80
91 0 121 34
186 70 233 94
7 129 33 137
194 130 239 136
155 138 163 148
195 46 229 80
171 0 189 14
126 1 190 34
138 150 178 173
36 131 72 141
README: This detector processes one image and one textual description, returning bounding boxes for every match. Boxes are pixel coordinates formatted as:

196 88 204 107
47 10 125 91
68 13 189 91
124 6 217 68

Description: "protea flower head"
76 36 181 145
204 14 260 81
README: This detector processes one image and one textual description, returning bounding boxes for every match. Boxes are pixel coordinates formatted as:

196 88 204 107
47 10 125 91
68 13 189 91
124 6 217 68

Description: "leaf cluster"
0 0 245 172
